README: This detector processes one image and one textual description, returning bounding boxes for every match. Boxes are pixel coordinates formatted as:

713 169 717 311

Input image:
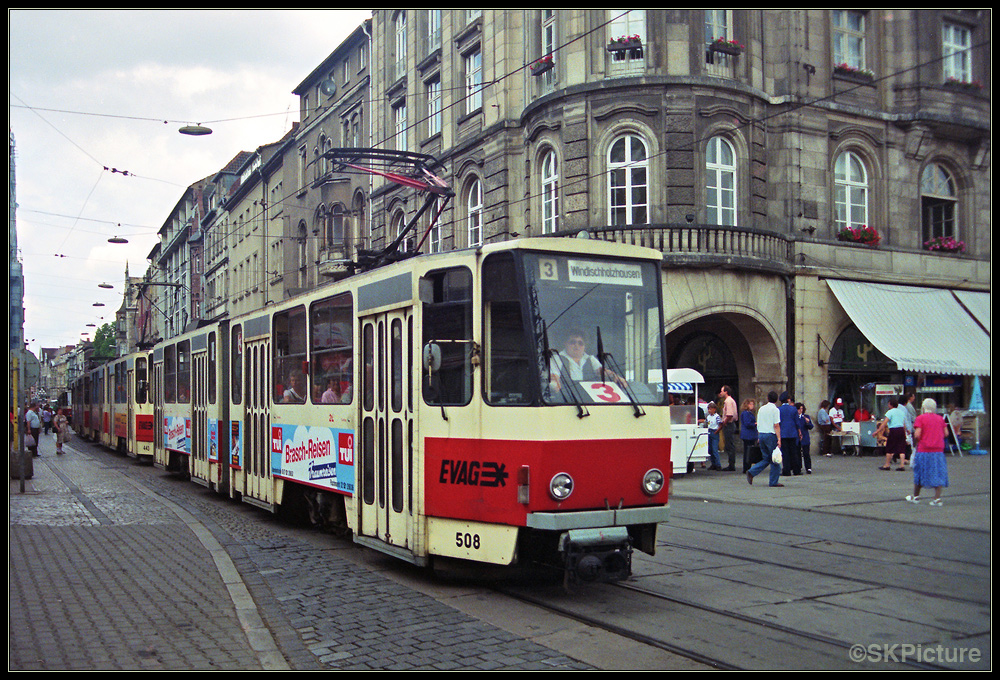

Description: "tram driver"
548 329 626 394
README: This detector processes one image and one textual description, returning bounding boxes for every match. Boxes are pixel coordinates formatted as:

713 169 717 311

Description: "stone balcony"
582 223 795 275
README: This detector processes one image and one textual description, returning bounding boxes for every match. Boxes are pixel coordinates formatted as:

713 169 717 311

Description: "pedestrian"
41 405 53 435
903 392 918 462
829 398 845 455
880 396 908 471
905 398 948 506
719 385 738 471
746 391 783 487
796 402 814 474
705 401 722 470
739 397 758 473
817 400 833 457
54 408 69 454
779 392 802 476
25 401 42 456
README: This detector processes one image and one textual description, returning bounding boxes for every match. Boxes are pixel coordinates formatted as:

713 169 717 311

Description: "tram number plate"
426 517 518 565
455 532 481 550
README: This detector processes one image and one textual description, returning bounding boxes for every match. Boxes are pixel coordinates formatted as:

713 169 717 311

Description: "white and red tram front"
405 239 671 581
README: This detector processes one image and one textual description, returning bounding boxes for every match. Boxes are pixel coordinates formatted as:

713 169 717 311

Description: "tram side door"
243 337 272 504
359 310 413 551
192 350 208 482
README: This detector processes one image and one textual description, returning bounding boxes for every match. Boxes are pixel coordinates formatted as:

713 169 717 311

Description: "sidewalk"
670 448 991 533
8 432 593 671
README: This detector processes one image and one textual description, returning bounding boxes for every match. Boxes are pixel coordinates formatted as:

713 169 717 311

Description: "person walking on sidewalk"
54 408 69 454
740 398 758 473
880 397 908 471
24 401 41 456
747 391 783 487
720 385 739 471
779 392 802 476
905 398 949 506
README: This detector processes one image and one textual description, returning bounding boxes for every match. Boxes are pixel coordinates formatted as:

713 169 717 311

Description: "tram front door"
358 310 413 554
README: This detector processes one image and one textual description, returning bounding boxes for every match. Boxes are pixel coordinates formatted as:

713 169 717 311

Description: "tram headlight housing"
549 472 574 501
642 468 665 496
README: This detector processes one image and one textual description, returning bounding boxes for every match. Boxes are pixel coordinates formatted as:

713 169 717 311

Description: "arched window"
834 151 869 231
706 136 737 226
467 178 483 246
329 204 345 248
394 12 407 80
391 211 409 253
297 221 309 288
921 163 957 245
540 150 559 234
608 134 648 226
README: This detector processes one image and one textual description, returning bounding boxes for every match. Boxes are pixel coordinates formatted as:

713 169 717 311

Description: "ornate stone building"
364 9 990 421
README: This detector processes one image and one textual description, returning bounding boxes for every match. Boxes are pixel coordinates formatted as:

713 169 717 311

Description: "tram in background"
70 351 154 462
152 325 229 492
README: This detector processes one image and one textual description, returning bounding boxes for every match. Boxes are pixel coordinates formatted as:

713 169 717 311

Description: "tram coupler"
559 526 632 584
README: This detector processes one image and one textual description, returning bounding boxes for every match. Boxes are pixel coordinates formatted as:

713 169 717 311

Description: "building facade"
364 9 990 423
135 10 989 432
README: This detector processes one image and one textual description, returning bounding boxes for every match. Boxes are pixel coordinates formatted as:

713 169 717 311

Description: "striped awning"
826 280 990 376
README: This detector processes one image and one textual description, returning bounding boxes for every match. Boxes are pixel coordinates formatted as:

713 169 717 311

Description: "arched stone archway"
665 312 783 407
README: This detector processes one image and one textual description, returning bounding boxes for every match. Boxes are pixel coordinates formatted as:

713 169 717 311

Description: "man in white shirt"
747 391 783 487
25 401 42 456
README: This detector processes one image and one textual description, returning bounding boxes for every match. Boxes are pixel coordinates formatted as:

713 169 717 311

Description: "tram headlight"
549 472 574 501
642 468 665 496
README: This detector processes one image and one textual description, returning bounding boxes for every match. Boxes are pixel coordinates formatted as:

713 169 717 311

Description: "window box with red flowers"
836 224 880 247
530 54 554 76
833 63 875 85
923 236 966 254
708 37 744 56
607 34 643 54
943 77 984 93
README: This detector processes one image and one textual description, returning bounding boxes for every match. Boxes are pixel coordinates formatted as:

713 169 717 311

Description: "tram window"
208 332 217 405
482 253 533 405
391 318 403 413
115 363 127 404
231 325 243 404
363 323 375 412
274 306 308 404
177 340 191 404
310 293 353 404
525 253 667 406
164 345 177 403
420 267 473 406
135 357 148 405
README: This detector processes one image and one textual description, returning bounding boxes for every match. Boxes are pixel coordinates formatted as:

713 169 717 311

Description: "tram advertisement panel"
270 423 355 495
209 419 220 463
164 416 190 453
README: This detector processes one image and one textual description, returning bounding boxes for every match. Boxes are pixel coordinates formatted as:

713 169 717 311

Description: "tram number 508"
456 532 481 550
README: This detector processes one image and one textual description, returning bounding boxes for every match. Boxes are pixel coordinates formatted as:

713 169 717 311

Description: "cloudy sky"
9 8 372 355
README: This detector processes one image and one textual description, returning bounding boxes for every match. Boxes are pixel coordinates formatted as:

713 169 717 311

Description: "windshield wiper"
596 327 645 418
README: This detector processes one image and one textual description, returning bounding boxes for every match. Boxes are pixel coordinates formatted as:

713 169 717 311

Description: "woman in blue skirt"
905 398 949 506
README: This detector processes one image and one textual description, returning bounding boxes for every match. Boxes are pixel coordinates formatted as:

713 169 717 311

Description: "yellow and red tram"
76 237 672 582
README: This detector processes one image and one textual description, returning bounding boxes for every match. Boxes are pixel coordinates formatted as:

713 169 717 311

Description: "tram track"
497 570 962 671
85 443 988 671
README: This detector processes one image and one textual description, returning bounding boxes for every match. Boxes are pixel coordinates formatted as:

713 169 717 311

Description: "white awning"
953 290 991 335
826 280 991 376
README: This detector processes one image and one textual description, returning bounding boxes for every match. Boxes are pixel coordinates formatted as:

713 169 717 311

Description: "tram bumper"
559 526 632 582
527 505 669 582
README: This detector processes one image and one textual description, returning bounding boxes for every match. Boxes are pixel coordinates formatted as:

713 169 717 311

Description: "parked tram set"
73 237 674 583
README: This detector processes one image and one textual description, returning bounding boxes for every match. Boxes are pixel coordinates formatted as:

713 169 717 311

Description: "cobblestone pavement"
9 434 591 671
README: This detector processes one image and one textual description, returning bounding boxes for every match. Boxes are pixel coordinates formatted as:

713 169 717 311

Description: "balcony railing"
580 223 795 274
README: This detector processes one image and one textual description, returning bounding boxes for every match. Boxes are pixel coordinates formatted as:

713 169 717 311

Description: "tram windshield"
483 251 666 406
